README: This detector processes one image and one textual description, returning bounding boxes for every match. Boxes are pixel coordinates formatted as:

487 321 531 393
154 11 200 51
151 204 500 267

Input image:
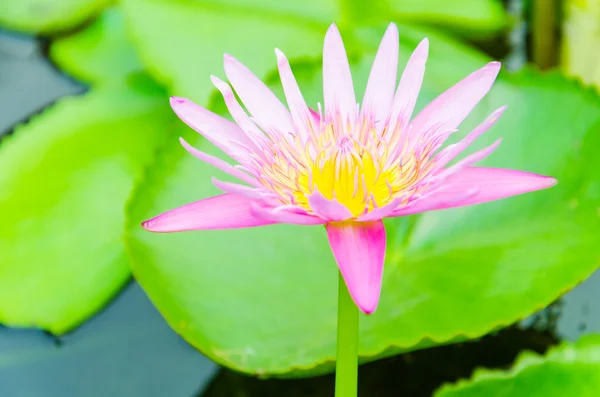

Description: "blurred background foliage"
0 0 599 396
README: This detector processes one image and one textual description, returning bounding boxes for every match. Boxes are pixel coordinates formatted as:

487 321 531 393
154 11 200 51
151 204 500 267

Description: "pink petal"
392 167 556 216
434 138 502 182
386 38 429 135
211 178 275 204
357 197 404 221
251 204 326 225
307 191 353 221
361 23 398 128
434 106 507 171
210 76 267 149
224 54 295 135
170 97 255 158
179 138 259 187
323 24 356 123
326 221 386 314
276 49 313 140
409 62 501 140
309 107 321 124
142 194 277 232
390 188 479 216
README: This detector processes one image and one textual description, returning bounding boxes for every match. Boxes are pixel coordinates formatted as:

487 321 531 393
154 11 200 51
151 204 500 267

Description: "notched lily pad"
50 7 144 86
0 0 111 35
125 23 600 377
0 83 173 334
434 334 600 397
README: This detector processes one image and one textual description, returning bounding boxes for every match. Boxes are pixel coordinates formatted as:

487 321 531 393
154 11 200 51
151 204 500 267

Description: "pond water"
0 28 598 397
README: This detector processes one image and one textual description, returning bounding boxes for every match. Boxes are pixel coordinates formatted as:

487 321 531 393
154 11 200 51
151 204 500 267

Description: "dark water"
0 30 598 397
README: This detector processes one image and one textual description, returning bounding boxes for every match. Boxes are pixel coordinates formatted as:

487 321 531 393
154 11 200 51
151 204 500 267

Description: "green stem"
335 272 359 397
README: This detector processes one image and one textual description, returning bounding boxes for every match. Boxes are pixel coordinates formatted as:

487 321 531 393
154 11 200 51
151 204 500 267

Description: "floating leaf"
121 0 329 104
50 7 144 86
0 84 173 333
125 25 600 376
0 0 111 35
121 0 506 105
390 0 507 36
434 335 600 397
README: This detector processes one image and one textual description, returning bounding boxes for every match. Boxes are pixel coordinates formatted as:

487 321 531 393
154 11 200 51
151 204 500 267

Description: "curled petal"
307 190 353 221
323 24 356 122
142 194 277 232
326 220 386 314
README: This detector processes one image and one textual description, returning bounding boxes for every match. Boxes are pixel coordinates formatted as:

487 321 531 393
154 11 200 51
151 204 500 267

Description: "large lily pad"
50 7 144 86
121 0 507 105
0 0 111 35
0 84 173 333
390 0 507 36
121 0 328 104
125 25 600 376
434 334 600 397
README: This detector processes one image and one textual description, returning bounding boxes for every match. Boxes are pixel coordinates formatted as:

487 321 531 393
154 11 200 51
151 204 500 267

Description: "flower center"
251 120 435 217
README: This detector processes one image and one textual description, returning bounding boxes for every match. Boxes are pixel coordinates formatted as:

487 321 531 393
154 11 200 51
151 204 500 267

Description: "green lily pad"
121 0 329 104
0 0 111 35
390 0 507 36
0 84 173 334
121 0 507 105
50 7 144 86
434 334 600 397
125 21 600 376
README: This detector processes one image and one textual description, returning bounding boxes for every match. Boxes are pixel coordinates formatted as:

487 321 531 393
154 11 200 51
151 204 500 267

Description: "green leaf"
389 0 507 37
0 0 112 35
0 84 173 334
125 22 600 376
434 335 600 397
121 0 331 104
121 0 506 105
50 7 144 86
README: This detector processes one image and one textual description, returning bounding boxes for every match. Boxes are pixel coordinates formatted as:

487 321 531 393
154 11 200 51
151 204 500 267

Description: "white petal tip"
275 48 288 64
486 61 502 73
544 177 558 188
326 23 341 37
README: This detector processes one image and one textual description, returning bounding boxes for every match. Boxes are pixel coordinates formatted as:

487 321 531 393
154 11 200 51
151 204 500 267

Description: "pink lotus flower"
142 23 556 314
